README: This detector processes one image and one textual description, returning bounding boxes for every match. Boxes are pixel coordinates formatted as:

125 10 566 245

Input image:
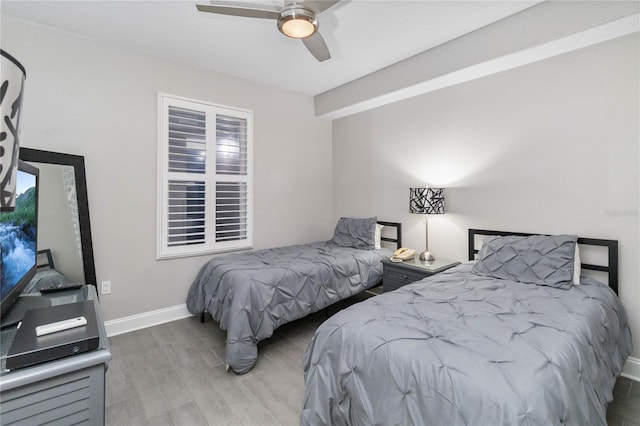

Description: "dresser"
382 258 460 292
0 285 111 425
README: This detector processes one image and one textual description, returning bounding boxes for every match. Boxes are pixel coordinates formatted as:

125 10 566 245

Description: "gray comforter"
302 263 632 425
186 242 391 374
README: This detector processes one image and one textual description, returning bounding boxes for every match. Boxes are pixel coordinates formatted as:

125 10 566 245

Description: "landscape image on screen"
0 171 37 299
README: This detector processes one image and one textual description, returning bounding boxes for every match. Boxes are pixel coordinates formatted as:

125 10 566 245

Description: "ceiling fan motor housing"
277 4 318 39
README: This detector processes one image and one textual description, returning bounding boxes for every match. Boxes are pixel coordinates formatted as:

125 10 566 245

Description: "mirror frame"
19 148 97 290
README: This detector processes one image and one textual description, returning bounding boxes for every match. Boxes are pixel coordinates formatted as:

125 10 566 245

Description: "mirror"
19 148 96 289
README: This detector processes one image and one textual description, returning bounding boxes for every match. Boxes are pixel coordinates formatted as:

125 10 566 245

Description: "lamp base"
419 250 435 261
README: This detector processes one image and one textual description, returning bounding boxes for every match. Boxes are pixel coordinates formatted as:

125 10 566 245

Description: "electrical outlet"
101 280 112 295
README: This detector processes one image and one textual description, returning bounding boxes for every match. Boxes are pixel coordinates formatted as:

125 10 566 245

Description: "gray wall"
1 16 333 321
332 35 639 358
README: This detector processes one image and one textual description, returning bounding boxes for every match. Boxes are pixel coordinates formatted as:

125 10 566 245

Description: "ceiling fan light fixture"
278 4 318 39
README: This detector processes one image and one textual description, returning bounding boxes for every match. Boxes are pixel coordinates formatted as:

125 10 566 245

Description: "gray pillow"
330 217 377 250
472 234 578 289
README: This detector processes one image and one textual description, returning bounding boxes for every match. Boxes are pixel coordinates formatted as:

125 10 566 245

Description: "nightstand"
382 258 460 292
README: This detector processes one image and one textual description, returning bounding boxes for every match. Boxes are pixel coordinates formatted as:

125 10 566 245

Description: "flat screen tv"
1 160 39 324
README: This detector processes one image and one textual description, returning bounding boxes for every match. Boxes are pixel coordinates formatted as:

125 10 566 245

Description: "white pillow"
573 244 581 285
375 224 384 249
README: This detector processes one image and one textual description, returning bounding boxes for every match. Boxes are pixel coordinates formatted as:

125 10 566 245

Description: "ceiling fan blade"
302 31 331 62
305 0 340 14
196 4 280 20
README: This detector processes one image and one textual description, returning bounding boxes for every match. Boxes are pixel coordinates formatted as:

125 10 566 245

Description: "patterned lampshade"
409 187 445 215
0 50 27 211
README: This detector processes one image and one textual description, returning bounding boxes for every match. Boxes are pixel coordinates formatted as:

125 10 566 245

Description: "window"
157 94 253 259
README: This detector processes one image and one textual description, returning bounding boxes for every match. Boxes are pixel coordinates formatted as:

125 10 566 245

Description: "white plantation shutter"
158 94 252 259
166 105 207 248
216 182 247 242
215 114 248 243
216 115 248 175
167 180 206 247
168 106 206 174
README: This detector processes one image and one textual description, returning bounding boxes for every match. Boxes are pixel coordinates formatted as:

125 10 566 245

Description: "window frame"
157 92 253 260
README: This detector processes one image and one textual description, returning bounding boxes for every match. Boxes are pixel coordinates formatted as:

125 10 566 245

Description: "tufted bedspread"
186 242 391 374
302 262 632 425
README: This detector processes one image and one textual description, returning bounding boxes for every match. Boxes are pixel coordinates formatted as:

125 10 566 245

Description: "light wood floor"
106 293 639 426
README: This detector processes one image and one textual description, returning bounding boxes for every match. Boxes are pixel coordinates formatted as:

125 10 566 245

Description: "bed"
301 229 632 425
186 218 401 374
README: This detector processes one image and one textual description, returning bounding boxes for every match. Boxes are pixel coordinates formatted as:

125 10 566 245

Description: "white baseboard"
104 304 193 337
104 306 640 384
622 356 640 382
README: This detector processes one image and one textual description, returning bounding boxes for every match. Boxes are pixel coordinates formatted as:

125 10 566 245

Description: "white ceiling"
0 0 540 96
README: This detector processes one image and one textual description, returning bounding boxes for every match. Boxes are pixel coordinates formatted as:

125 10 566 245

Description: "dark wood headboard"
468 229 619 294
378 221 402 249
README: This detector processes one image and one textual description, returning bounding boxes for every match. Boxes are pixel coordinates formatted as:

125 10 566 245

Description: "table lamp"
409 187 445 261
1 50 27 211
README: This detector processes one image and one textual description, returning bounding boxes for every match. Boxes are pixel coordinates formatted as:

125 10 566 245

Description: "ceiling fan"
196 1 339 62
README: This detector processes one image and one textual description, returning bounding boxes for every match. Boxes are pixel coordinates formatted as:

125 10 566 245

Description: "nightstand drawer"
383 277 416 293
381 258 460 293
384 266 427 284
